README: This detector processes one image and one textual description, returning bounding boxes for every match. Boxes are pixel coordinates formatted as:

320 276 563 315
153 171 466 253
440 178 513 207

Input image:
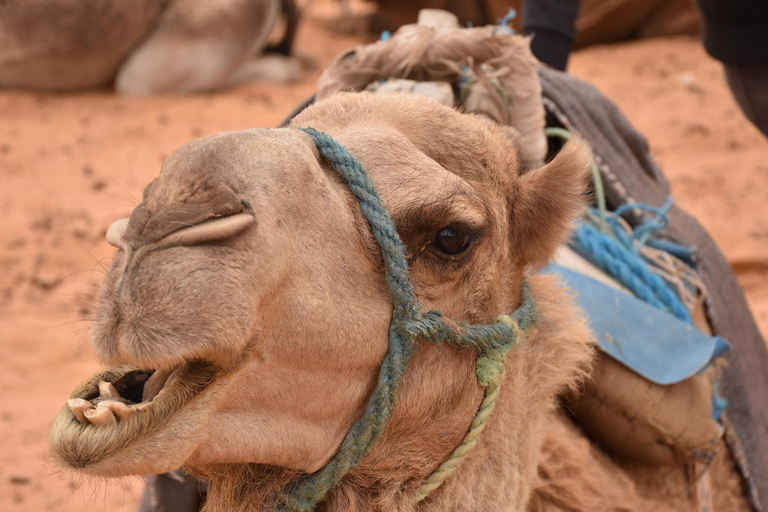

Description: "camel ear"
511 136 592 269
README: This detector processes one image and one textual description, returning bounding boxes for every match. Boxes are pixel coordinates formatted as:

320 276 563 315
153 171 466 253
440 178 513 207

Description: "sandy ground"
0 11 765 512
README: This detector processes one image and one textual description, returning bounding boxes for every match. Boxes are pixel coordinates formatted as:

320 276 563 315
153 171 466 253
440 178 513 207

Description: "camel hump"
0 0 162 89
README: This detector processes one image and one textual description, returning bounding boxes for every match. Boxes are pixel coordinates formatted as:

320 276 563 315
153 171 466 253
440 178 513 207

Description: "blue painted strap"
548 265 730 385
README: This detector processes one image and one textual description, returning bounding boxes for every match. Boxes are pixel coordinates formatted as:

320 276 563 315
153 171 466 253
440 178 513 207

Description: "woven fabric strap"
274 127 536 511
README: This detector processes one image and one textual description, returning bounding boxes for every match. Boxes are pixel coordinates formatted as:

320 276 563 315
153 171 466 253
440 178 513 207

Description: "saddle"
141 9 768 511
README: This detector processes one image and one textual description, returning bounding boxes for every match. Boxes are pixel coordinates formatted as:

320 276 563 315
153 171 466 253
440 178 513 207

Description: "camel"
50 92 751 511
0 0 301 94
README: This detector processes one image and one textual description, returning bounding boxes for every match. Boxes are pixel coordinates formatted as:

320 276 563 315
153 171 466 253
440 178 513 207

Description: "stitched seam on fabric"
542 97 636 204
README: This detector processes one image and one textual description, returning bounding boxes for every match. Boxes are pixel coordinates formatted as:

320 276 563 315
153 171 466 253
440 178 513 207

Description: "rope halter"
274 127 536 511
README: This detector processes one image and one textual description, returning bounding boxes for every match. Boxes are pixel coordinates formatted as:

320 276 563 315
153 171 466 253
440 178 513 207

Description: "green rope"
414 370 504 501
277 127 537 511
414 310 529 502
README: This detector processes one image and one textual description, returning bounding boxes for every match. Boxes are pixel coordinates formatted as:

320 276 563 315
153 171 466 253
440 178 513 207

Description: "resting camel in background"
50 93 749 510
0 0 300 94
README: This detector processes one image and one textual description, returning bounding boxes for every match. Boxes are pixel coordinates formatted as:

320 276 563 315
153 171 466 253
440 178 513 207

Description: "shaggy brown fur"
50 93 751 511
530 415 751 512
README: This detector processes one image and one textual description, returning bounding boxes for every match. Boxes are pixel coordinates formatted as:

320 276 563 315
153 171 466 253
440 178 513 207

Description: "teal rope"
611 197 673 250
572 194 692 323
277 128 537 511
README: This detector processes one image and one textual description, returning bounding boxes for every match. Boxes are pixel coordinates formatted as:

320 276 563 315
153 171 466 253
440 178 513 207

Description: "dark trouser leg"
724 64 768 137
137 471 206 512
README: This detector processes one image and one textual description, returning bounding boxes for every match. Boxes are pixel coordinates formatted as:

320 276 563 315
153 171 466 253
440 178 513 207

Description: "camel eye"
434 225 472 255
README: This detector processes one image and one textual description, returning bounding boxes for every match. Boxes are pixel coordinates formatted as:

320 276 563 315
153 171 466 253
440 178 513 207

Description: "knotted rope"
275 127 536 511
571 221 693 322
544 128 694 324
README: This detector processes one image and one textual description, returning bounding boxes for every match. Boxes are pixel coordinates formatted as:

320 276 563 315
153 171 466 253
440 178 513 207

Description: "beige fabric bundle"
568 355 722 465
316 23 548 168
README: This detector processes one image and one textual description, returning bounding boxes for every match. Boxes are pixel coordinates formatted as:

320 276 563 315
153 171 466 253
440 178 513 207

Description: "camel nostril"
159 213 255 247
106 218 130 248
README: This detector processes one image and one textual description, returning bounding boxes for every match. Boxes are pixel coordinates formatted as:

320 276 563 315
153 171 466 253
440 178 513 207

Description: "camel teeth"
143 367 174 402
98 380 120 400
83 405 117 427
164 366 183 390
99 400 134 420
67 398 92 425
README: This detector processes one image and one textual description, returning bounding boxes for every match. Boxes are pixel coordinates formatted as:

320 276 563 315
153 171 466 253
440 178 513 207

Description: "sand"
0 12 765 512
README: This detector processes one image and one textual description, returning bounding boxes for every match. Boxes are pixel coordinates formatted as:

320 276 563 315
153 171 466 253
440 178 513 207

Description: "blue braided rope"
571 217 692 324
612 197 673 249
275 128 537 511
546 126 690 323
571 223 691 322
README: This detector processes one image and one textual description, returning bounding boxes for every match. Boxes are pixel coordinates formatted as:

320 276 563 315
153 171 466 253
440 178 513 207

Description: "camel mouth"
66 365 188 427
65 360 220 428
51 360 222 470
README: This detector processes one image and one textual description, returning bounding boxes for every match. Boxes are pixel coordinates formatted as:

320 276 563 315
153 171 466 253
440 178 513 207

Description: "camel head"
51 92 592 505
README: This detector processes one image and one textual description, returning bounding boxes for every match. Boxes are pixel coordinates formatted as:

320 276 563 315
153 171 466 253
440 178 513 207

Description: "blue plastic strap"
546 265 730 385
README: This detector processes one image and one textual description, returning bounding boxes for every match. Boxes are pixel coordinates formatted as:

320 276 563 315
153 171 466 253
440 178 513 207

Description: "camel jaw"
50 360 223 477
